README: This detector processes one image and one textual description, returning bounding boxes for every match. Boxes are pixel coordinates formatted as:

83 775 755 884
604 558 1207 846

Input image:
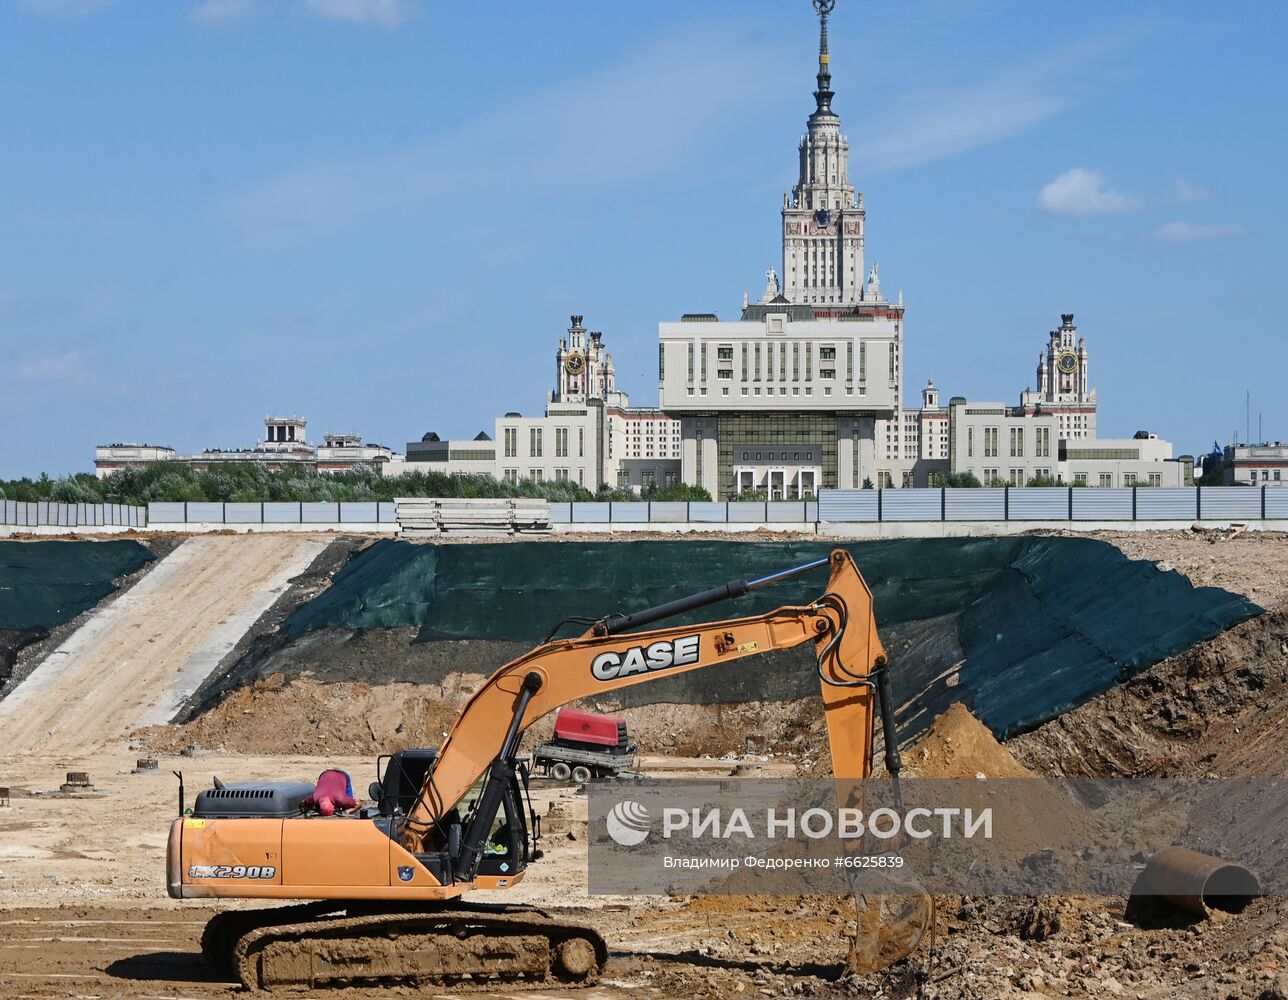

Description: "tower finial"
811 0 836 118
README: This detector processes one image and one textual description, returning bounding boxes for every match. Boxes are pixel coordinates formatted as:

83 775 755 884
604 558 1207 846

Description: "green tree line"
0 463 712 506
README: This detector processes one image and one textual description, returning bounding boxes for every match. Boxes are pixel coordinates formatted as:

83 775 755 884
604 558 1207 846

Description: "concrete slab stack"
394 498 551 537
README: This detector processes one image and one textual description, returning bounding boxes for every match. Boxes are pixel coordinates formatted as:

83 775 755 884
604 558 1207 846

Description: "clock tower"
782 0 865 306
554 314 624 405
1019 313 1097 439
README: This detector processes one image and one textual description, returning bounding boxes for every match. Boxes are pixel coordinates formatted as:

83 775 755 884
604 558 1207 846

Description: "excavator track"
222 904 608 992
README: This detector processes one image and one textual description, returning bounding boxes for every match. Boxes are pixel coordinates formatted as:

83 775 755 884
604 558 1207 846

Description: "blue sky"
1 0 1284 477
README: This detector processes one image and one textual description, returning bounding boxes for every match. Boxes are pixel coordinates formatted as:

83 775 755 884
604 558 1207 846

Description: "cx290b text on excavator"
167 549 931 991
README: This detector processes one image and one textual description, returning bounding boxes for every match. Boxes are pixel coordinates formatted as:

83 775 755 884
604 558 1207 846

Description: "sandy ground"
0 535 326 756
0 746 824 999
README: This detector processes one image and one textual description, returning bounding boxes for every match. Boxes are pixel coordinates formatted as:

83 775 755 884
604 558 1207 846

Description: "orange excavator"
168 549 930 990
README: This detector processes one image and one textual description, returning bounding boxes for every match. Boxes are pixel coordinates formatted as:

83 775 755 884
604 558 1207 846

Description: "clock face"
1057 351 1078 374
815 208 832 229
564 353 585 375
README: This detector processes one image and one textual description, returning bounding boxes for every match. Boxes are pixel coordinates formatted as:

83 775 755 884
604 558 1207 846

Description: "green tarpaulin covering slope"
286 537 1260 740
0 540 155 631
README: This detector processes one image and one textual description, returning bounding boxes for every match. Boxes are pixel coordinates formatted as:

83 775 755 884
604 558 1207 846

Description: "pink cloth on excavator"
301 769 358 814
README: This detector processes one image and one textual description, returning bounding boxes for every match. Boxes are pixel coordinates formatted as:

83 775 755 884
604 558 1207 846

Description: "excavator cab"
370 749 540 886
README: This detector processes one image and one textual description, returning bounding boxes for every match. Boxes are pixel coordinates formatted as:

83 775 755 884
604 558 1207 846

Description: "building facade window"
1099 473 1113 487
984 427 999 458
555 427 568 458
1010 427 1024 457
642 470 655 488
530 428 543 457
504 427 517 458
503 468 518 483
529 468 543 482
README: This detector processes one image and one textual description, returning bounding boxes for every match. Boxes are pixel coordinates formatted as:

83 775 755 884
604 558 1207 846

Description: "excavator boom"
403 549 887 853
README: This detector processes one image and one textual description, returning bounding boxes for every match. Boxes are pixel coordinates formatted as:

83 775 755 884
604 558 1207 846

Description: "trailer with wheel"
532 709 639 782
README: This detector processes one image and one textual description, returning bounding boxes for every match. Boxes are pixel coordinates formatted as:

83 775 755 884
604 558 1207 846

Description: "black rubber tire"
571 765 592 784
550 762 572 781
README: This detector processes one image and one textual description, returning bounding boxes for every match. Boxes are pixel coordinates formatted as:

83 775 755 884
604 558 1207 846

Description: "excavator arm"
402 548 901 856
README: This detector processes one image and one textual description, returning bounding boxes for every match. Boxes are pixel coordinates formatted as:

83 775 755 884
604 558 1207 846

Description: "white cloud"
857 31 1141 174
1155 221 1246 242
222 26 779 248
188 0 418 28
1168 178 1208 204
301 0 417 28
1038 168 1140 215
190 0 259 25
17 353 92 385
18 0 112 14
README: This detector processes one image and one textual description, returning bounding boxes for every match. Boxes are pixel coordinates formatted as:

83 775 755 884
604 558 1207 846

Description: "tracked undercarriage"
202 903 608 992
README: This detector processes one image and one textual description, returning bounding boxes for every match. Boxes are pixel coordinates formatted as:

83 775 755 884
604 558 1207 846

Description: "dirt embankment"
137 673 822 758
1012 603 1288 778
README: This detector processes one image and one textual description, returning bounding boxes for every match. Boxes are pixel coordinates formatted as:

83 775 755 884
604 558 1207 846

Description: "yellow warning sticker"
184 819 206 829
737 641 760 654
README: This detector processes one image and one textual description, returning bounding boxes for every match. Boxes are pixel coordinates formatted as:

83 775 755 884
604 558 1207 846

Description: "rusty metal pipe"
1142 846 1261 915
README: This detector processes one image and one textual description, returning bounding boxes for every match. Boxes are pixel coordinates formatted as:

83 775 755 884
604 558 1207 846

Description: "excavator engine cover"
193 782 315 820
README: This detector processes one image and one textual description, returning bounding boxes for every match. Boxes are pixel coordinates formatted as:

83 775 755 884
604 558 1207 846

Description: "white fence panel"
570 502 610 523
262 502 299 523
147 502 185 523
340 502 379 523
1265 489 1288 518
1071 489 1133 521
649 502 688 523
1136 488 1197 520
225 503 262 524
689 502 727 523
301 502 340 523
880 489 941 522
1201 487 1262 520
186 502 225 523
610 502 648 522
727 502 769 522
944 489 1002 521
765 502 809 522
817 490 878 522
1007 489 1068 521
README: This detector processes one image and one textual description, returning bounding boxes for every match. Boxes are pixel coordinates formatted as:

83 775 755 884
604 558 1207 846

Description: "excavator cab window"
463 771 528 877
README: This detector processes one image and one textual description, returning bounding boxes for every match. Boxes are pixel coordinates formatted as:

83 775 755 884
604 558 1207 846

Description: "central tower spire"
811 0 836 121
781 0 865 307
